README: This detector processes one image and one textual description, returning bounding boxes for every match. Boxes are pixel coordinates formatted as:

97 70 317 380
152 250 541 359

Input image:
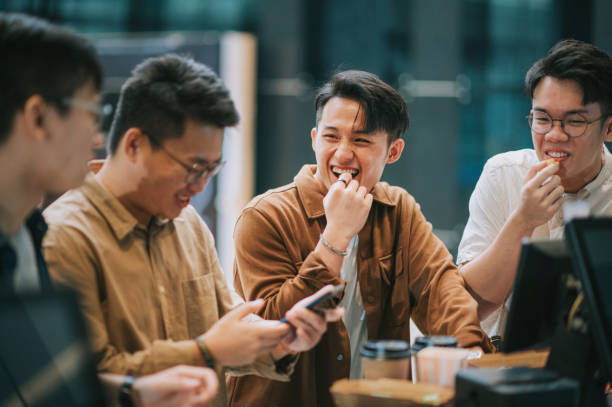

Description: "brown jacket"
228 165 492 407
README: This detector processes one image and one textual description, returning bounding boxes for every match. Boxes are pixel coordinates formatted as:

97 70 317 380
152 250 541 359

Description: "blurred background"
3 0 612 276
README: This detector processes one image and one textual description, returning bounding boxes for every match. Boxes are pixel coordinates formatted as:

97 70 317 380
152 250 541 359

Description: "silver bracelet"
319 234 348 256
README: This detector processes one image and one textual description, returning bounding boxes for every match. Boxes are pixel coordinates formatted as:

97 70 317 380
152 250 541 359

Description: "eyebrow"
533 107 590 115
190 157 223 167
322 125 373 135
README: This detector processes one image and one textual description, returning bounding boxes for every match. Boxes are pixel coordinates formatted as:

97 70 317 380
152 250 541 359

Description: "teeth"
548 152 569 158
177 195 190 202
332 167 358 176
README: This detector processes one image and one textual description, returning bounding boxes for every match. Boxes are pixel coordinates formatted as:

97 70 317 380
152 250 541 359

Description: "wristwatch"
118 375 135 407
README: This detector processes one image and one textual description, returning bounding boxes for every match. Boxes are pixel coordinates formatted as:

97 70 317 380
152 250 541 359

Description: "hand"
201 300 291 367
322 172 373 250
272 285 345 357
132 365 218 407
513 161 563 233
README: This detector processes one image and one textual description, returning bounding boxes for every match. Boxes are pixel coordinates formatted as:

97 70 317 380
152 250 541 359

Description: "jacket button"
367 295 375 303
337 354 343 361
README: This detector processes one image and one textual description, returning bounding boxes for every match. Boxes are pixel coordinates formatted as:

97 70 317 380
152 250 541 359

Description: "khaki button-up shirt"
43 170 291 407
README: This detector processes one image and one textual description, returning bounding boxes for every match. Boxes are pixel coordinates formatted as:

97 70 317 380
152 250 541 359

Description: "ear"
21 95 47 142
311 127 317 151
121 128 149 163
603 115 612 143
386 138 405 164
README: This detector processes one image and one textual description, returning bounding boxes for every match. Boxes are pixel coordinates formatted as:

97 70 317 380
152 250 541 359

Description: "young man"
228 70 493 407
42 53 342 407
457 39 612 340
0 12 218 406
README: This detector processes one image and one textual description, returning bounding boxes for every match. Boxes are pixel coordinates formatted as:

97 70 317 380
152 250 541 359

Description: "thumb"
525 161 549 183
227 299 264 321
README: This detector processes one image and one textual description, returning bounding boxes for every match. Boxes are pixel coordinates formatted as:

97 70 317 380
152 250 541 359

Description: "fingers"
322 306 345 322
338 172 352 184
293 285 334 309
525 161 550 182
226 299 264 321
531 163 560 186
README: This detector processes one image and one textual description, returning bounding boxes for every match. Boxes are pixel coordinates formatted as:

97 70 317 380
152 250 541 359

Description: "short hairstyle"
314 70 409 143
0 13 102 144
525 39 612 118
107 54 240 155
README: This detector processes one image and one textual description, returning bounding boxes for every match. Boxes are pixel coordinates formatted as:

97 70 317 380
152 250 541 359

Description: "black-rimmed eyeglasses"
146 134 226 185
527 110 606 138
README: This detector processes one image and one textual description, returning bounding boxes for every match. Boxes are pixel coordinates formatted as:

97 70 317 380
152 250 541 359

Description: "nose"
544 120 570 142
92 129 104 150
334 139 354 163
188 175 210 195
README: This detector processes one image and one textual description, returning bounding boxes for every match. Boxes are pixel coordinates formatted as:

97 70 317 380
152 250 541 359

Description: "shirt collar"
575 146 612 200
294 164 397 219
80 161 140 241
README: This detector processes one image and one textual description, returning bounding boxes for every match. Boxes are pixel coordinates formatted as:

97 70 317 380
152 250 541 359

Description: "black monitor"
0 290 104 406
565 218 612 382
503 238 575 353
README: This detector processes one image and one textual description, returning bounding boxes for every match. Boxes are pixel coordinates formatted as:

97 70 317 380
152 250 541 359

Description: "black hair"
314 70 409 142
107 54 239 155
525 39 612 118
0 12 102 144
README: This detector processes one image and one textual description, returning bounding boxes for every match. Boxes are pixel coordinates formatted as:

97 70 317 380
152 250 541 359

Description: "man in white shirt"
457 39 612 340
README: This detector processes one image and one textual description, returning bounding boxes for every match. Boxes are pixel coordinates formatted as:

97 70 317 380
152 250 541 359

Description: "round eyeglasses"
146 134 226 184
527 110 605 138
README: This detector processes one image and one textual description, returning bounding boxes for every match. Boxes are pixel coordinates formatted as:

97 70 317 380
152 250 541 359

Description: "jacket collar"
294 165 398 219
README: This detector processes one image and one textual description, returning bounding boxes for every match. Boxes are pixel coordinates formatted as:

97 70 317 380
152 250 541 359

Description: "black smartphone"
280 284 345 323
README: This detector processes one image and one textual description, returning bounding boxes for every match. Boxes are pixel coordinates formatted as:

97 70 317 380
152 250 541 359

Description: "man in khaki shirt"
43 54 342 407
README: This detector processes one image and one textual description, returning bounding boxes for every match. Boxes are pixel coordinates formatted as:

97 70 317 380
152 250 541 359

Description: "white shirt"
457 148 612 337
338 235 368 379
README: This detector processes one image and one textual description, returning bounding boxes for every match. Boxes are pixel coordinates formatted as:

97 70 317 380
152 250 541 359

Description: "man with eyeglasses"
42 53 342 407
457 39 612 342
0 12 223 406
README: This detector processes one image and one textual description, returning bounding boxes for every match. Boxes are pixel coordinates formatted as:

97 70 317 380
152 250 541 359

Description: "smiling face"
135 119 224 221
311 97 404 193
531 76 612 193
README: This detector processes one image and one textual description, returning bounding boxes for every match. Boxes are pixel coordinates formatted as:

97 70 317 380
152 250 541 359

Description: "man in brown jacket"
228 70 493 406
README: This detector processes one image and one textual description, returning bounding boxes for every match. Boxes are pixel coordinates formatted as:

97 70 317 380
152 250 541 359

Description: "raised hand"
322 172 373 251
514 160 564 232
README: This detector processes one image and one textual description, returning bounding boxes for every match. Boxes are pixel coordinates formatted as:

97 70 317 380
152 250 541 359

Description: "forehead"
319 97 365 129
166 119 224 161
532 76 601 115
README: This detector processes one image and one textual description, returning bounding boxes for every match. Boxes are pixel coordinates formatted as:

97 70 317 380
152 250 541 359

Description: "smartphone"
280 284 345 323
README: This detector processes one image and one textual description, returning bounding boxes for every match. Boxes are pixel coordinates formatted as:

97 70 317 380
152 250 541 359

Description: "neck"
564 151 605 194
0 149 43 236
95 158 152 225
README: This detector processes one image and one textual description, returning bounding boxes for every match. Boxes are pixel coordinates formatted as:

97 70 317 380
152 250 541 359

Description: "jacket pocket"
182 274 219 338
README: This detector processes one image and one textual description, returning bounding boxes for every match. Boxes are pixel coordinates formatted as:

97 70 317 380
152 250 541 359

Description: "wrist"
509 209 537 238
320 230 350 253
195 335 217 369
118 375 135 407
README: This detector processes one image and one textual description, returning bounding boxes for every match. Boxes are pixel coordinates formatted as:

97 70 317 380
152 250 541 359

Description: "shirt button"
159 285 165 294
337 354 343 361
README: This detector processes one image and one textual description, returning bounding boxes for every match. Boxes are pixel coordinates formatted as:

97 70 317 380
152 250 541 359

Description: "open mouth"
545 151 570 161
176 193 191 208
331 165 359 179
